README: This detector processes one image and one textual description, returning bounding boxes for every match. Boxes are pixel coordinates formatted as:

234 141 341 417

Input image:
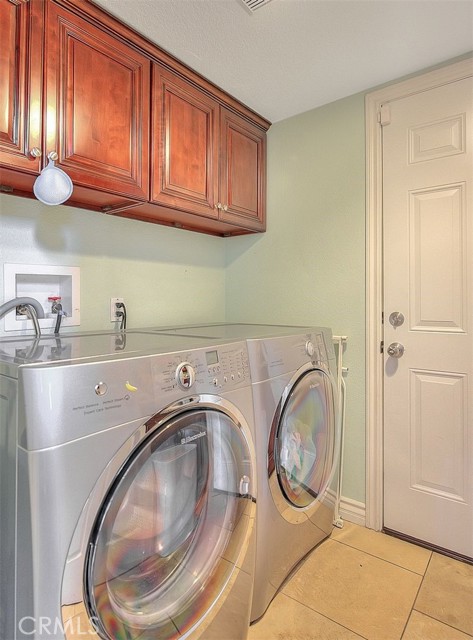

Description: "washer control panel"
203 345 250 390
157 342 251 395
21 340 252 450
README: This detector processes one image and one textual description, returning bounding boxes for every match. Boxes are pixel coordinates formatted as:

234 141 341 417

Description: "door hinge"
378 104 391 126
380 340 384 354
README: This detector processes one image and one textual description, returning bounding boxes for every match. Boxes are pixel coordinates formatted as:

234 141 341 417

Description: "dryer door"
83 407 253 640
271 367 338 515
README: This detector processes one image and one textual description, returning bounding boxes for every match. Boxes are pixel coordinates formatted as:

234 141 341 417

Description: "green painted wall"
0 195 226 333
225 92 367 503
0 91 382 506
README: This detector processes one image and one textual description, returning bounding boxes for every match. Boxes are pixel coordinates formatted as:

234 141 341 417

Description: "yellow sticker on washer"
125 381 138 392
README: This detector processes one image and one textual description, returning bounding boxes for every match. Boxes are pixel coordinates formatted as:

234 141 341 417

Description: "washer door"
84 407 253 640
271 366 337 515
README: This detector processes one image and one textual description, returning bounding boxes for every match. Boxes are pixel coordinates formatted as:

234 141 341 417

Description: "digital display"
206 350 219 365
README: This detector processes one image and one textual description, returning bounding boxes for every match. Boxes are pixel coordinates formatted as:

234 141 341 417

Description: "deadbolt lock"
389 311 405 327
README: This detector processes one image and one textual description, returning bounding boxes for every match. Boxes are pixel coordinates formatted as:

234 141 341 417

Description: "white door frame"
365 56 473 531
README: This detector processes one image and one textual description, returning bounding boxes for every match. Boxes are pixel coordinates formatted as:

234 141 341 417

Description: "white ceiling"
94 0 473 123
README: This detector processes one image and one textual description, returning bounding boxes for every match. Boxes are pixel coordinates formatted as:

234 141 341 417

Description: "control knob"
176 362 196 389
305 340 315 357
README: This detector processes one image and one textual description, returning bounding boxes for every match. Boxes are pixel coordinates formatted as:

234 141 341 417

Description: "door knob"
389 311 405 327
387 342 405 358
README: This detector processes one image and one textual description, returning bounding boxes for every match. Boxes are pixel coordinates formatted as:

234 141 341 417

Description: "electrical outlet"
110 297 125 322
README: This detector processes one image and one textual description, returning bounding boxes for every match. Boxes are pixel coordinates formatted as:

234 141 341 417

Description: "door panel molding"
365 56 473 531
409 183 466 332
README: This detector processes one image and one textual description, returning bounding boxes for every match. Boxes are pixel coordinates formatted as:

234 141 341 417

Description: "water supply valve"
48 296 67 317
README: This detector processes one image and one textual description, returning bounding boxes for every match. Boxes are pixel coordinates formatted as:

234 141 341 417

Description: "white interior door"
382 74 473 559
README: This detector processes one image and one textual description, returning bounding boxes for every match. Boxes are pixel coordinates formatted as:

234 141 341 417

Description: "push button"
94 381 108 396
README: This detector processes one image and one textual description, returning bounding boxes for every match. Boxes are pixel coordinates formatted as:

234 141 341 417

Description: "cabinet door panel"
0 0 43 174
45 3 150 199
152 65 219 218
219 108 266 231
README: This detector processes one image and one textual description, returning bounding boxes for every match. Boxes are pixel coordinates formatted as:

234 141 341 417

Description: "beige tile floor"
249 522 473 640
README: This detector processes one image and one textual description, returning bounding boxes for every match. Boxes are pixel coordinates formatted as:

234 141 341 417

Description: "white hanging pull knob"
33 153 73 206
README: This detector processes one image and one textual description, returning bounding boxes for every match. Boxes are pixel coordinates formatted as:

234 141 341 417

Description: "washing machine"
142 324 341 622
0 330 257 640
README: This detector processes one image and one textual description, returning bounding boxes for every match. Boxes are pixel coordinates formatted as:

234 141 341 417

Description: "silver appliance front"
249 363 339 622
269 362 339 522
63 397 255 640
134 325 341 623
0 333 256 640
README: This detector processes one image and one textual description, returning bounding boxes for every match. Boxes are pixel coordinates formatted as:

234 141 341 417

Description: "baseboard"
338 496 366 527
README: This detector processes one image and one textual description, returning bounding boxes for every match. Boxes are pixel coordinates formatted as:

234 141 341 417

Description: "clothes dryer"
0 331 256 640
144 324 341 622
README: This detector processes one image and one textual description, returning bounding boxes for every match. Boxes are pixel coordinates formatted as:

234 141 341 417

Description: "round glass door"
275 368 336 509
84 407 253 640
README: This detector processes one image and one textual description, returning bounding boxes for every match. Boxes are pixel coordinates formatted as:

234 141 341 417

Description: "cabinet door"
0 0 43 174
45 3 150 200
152 64 219 218
219 108 266 231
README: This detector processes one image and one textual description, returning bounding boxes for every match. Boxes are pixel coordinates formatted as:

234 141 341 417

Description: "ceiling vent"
238 0 274 13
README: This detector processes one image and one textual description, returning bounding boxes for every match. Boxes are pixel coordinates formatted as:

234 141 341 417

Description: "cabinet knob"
47 151 59 161
215 202 222 210
223 204 228 211
30 147 42 158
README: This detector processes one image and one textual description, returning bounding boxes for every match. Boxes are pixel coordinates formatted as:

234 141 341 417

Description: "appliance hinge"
380 340 384 354
378 103 391 126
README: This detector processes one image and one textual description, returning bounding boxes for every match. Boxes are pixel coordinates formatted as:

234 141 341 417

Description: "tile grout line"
280 591 369 640
399 564 427 640
410 609 473 639
328 537 426 640
410 553 473 638
331 536 432 578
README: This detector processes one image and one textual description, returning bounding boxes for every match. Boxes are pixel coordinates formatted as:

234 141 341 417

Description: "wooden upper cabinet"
219 107 266 231
152 63 267 231
0 0 269 235
152 65 219 218
44 2 150 200
0 0 43 175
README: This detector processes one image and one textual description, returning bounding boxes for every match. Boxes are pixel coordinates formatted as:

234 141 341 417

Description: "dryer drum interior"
83 407 253 640
273 368 336 510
